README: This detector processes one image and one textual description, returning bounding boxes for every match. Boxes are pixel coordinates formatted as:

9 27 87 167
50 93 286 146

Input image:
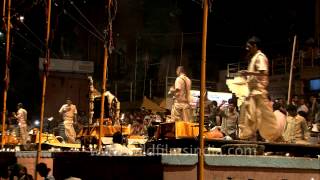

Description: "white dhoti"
64 120 76 143
239 94 281 141
19 124 28 144
171 101 192 122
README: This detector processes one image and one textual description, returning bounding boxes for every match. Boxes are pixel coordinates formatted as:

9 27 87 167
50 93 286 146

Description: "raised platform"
1 151 319 180
147 138 320 158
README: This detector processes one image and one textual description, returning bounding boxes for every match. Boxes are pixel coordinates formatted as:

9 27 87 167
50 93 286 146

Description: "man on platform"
13 103 28 144
59 98 77 143
168 66 192 122
104 91 120 125
238 37 281 142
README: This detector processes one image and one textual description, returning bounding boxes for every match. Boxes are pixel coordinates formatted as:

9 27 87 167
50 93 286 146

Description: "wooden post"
35 0 52 179
198 0 208 180
287 35 297 105
99 46 109 151
130 82 133 102
1 0 10 149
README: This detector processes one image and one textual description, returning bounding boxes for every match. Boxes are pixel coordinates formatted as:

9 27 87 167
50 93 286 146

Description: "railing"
271 57 290 75
107 76 217 102
227 49 320 77
226 62 247 77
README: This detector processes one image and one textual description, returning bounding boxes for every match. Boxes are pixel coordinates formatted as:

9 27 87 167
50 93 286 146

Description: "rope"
20 22 59 58
64 9 104 42
13 29 46 54
69 0 104 38
104 0 117 54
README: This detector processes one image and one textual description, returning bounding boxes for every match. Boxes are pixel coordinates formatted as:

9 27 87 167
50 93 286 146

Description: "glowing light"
18 16 24 22
34 120 40 126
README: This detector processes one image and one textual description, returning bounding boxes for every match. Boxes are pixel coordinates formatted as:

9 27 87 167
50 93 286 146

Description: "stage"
1 122 320 179
0 136 320 180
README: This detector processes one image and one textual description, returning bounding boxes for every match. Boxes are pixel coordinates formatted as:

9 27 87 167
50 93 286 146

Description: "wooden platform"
153 121 320 157
147 138 320 158
157 121 200 139
77 125 131 138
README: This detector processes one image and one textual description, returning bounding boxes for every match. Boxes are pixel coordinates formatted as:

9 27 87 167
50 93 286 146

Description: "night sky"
0 0 316 119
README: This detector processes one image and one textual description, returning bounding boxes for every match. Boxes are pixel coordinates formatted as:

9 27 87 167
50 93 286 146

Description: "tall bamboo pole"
35 0 52 179
99 47 108 151
198 0 208 180
1 0 10 149
98 0 112 152
287 35 297 105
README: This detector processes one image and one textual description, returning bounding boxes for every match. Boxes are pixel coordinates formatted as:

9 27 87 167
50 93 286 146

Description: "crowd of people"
3 83 320 147
204 94 320 144
2 37 320 148
0 162 54 180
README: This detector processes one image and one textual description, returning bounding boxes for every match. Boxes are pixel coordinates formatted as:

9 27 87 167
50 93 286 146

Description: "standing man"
59 98 77 143
168 66 192 122
13 103 28 144
238 37 280 142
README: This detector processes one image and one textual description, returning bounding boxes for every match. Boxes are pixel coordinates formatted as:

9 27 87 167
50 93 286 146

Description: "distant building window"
310 79 320 91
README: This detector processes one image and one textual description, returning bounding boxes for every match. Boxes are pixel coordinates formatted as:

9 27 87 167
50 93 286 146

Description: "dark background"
0 0 317 120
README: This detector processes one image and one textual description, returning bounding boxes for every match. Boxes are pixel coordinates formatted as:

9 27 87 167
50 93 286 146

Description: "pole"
198 0 208 180
149 79 152 99
180 32 183 65
99 42 109 152
35 0 52 179
2 0 6 25
142 54 147 98
287 35 297 105
130 82 133 102
115 82 117 97
98 0 113 151
134 36 138 101
1 0 10 149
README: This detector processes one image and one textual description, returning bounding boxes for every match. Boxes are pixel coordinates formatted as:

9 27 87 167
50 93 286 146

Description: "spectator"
36 163 55 180
297 98 309 119
106 132 133 155
220 100 239 139
310 95 320 124
283 104 310 144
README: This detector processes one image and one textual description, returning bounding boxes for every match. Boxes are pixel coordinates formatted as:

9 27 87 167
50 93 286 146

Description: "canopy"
141 96 167 113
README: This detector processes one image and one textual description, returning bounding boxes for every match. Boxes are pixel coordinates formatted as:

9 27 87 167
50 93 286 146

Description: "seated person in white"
106 131 133 155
